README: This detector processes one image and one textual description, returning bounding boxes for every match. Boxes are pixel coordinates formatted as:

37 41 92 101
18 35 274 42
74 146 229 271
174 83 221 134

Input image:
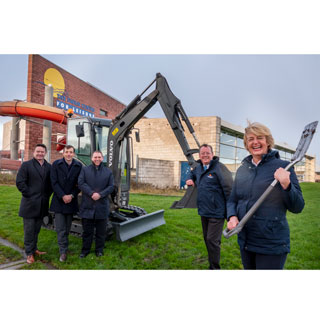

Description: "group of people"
186 122 304 270
16 144 114 264
16 121 305 269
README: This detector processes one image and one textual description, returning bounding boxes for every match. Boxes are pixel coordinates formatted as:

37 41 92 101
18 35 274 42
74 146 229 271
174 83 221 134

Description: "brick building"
2 54 125 163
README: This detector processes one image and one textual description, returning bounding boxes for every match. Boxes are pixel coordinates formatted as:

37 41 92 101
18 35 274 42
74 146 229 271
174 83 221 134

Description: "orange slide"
0 100 68 125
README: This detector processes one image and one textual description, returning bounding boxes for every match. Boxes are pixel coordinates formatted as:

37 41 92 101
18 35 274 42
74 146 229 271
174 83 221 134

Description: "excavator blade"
111 210 165 242
170 186 198 209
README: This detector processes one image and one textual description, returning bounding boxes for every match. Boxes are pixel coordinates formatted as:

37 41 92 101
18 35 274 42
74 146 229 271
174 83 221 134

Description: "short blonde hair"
243 122 274 151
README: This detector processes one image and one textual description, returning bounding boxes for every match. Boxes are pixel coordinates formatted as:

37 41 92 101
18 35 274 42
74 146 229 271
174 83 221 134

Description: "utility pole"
43 84 53 162
10 118 19 160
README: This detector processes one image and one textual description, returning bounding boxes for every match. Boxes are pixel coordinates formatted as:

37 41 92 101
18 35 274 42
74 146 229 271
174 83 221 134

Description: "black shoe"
96 252 103 257
79 253 88 258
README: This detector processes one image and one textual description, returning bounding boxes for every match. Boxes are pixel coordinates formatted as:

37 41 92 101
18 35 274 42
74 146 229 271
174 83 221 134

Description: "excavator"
1 73 200 241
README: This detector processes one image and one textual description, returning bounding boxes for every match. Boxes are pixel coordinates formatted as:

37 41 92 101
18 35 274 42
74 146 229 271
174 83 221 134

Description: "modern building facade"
132 117 316 188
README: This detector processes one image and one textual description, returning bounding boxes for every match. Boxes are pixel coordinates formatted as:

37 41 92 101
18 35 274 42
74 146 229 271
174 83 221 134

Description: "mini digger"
43 73 200 241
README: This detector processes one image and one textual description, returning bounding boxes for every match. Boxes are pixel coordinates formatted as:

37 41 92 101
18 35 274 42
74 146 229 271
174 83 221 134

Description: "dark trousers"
23 217 43 256
240 249 288 270
55 213 73 254
201 216 225 270
81 218 107 255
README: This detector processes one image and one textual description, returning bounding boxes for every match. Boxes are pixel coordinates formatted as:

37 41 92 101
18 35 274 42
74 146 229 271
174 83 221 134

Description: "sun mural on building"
43 68 94 117
43 68 65 98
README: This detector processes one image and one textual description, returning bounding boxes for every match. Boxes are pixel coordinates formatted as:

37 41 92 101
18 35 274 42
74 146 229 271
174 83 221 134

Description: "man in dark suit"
78 150 114 258
50 145 82 262
16 143 52 264
186 144 233 270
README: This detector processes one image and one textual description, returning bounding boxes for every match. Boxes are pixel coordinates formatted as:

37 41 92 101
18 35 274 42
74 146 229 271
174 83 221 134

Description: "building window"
272 148 306 181
220 129 310 182
220 132 236 146
220 129 249 175
296 174 305 182
99 109 108 117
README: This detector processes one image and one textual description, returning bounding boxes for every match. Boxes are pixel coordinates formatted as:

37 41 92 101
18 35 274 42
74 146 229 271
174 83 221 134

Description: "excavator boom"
108 73 199 213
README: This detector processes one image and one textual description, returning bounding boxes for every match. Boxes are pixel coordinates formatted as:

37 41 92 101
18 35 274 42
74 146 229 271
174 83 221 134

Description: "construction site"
0 55 317 186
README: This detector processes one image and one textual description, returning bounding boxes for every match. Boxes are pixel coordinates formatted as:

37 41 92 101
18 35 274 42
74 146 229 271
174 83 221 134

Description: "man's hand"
62 195 73 204
186 179 194 186
274 168 291 190
227 216 239 230
91 192 101 201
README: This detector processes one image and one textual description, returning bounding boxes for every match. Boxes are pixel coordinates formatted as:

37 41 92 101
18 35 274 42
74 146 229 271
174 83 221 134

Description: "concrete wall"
2 120 25 153
132 116 220 187
305 156 316 182
132 116 317 186
136 157 176 188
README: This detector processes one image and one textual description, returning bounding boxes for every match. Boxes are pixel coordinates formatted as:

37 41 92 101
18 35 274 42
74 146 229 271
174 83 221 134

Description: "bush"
0 172 17 185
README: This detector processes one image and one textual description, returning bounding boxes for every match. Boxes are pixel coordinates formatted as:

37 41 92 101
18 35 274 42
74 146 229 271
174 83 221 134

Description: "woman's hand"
227 216 239 230
274 168 291 190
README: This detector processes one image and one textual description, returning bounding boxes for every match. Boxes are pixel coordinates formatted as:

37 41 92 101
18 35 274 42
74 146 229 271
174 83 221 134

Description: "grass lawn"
0 244 22 264
0 183 319 270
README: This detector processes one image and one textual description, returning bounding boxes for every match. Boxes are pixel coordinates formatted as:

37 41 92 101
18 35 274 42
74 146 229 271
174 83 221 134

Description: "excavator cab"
65 116 165 241
69 117 129 196
68 117 111 165
68 117 131 206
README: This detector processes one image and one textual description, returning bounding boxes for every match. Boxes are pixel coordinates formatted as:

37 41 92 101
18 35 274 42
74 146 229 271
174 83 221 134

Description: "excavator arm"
107 73 199 210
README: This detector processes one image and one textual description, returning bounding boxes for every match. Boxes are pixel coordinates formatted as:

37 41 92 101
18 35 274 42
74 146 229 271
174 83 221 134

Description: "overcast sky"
1 0 319 316
0 54 319 165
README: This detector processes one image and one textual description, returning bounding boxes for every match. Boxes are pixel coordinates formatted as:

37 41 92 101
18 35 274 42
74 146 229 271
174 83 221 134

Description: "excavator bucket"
170 186 198 209
111 210 165 242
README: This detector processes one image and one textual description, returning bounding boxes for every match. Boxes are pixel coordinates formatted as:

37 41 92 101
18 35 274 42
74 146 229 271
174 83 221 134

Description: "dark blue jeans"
240 249 288 270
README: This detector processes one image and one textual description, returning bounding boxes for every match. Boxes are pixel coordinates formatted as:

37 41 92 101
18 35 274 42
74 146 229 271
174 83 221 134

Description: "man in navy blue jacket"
50 145 82 262
78 150 114 258
186 144 233 269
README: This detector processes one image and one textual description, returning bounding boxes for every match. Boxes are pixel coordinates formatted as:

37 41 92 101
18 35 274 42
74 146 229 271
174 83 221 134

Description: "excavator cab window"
75 124 85 137
67 118 92 165
94 125 110 163
116 137 131 206
135 130 140 143
119 138 129 186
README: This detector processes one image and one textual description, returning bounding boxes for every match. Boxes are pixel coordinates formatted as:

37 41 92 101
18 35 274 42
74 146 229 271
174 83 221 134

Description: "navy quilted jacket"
227 150 305 255
187 157 233 219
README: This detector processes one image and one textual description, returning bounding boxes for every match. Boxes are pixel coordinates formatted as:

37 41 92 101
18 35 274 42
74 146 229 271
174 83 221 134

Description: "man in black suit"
50 145 82 262
78 150 114 258
16 143 52 264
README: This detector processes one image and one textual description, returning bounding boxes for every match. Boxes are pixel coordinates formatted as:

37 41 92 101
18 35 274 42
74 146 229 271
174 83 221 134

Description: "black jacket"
16 158 52 218
49 158 82 214
187 157 233 218
78 163 114 219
